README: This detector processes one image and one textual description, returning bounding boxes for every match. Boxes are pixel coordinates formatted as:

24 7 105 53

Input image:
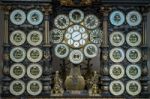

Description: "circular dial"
27 30 43 46
126 80 141 96
126 31 141 46
10 63 26 79
69 9 84 23
10 9 26 25
10 30 26 46
90 29 102 44
50 29 64 43
27 9 43 25
126 11 142 26
27 80 42 96
109 80 125 96
126 64 141 79
126 48 141 63
109 64 125 79
109 48 125 63
84 44 98 58
9 80 25 96
10 47 26 62
69 50 84 64
109 10 125 26
54 44 69 58
65 25 88 48
27 47 43 62
110 31 125 46
54 14 70 29
84 14 99 29
27 64 43 79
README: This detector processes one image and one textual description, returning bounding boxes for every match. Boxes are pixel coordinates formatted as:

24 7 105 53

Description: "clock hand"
58 18 65 26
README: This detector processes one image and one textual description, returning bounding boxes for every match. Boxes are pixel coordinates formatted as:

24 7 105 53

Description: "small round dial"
50 29 64 43
109 64 125 79
10 9 26 25
9 80 25 96
84 44 98 58
27 47 43 62
109 10 125 26
10 30 26 46
69 50 84 64
110 31 125 46
109 48 125 63
27 30 43 46
10 47 26 62
126 31 141 46
126 48 141 63
10 63 26 79
69 9 84 23
126 64 141 79
27 80 42 96
109 80 125 96
90 29 102 44
55 44 69 58
54 14 70 29
126 80 141 96
126 11 142 26
27 9 43 25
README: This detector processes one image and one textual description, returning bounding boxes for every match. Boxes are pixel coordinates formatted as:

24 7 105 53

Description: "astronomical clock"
0 0 150 98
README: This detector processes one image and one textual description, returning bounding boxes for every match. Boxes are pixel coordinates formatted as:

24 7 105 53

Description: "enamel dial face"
27 80 42 96
109 80 125 96
84 15 99 29
27 47 43 63
109 48 125 63
126 31 141 46
10 47 26 62
126 48 141 63
126 11 142 26
109 10 125 26
9 80 25 96
55 44 69 58
84 44 98 58
54 15 70 29
110 31 125 46
50 29 64 43
27 31 43 46
90 29 102 44
65 25 88 48
109 64 125 79
27 9 43 25
126 81 141 96
126 64 141 79
10 30 26 46
10 9 26 25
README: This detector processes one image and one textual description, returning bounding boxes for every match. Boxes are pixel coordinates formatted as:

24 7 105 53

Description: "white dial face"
55 44 69 58
54 14 70 29
27 9 43 25
27 30 43 46
126 48 141 63
126 64 141 79
110 31 125 46
90 29 102 44
10 47 26 62
109 10 125 26
10 9 26 25
126 11 142 26
9 80 25 96
84 14 99 29
10 63 26 79
126 31 141 46
27 80 42 96
126 81 141 96
69 9 84 23
109 80 125 96
27 47 43 62
50 29 64 43
69 50 84 64
10 30 26 46
84 44 98 58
